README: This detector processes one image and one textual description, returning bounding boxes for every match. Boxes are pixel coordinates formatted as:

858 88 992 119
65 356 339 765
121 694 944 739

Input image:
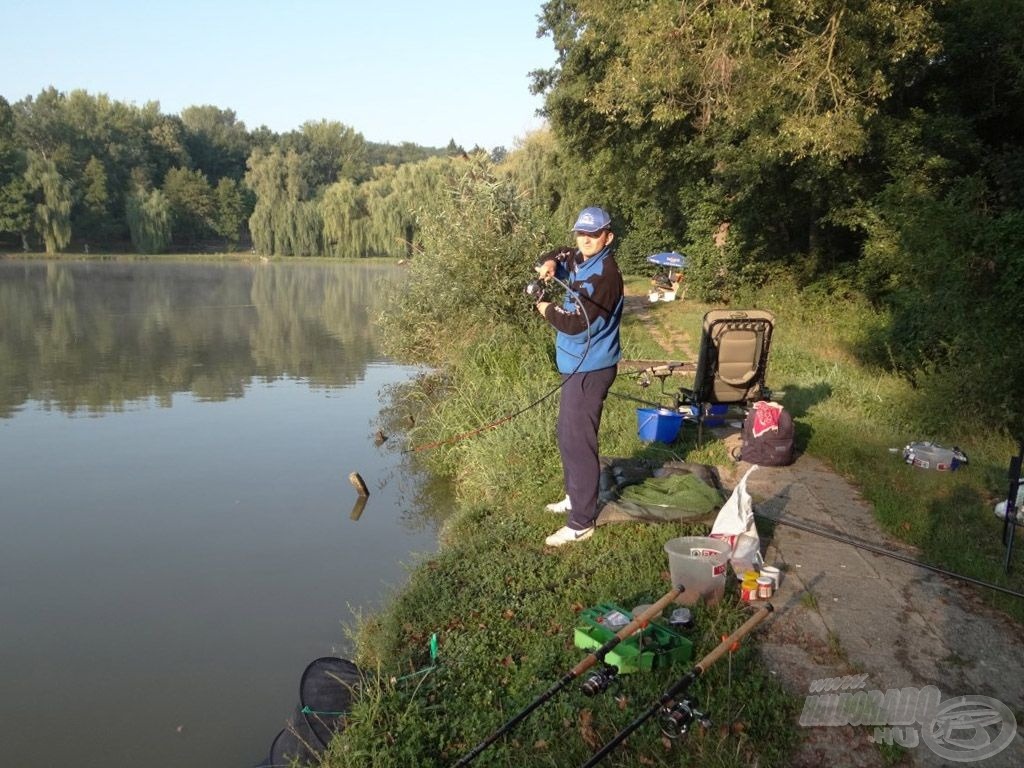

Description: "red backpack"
739 402 795 466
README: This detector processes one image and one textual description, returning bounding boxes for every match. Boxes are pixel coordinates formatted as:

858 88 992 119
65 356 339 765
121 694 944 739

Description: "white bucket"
663 536 730 604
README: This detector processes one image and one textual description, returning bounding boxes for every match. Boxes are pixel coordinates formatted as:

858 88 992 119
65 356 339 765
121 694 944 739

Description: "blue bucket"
637 407 684 443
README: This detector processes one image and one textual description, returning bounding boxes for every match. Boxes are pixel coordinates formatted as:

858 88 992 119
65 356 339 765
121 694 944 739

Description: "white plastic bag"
710 465 763 575
995 486 1024 522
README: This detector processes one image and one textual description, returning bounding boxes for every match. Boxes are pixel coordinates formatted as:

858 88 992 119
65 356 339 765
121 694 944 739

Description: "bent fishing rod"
580 603 774 768
410 268 592 454
452 584 684 767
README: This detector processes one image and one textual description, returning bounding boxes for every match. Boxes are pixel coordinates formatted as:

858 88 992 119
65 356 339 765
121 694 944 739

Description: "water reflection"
0 258 439 768
0 259 396 416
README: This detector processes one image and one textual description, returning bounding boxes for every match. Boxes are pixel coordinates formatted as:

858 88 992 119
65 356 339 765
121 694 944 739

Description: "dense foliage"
0 89 467 255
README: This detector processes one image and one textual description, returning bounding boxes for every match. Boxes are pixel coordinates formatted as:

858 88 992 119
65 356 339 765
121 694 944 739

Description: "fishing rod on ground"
452 584 685 767
753 512 1024 600
408 264 592 454
579 603 774 768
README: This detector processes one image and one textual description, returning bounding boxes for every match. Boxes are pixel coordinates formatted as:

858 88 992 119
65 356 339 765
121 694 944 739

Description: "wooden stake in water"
348 471 369 497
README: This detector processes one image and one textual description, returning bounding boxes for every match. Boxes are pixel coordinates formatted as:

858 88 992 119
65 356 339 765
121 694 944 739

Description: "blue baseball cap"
571 206 612 233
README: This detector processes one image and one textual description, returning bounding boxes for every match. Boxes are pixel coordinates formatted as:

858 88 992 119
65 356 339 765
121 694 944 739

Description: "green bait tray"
573 602 693 674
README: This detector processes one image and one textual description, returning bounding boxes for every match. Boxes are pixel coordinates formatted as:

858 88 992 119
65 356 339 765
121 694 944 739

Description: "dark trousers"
557 365 616 530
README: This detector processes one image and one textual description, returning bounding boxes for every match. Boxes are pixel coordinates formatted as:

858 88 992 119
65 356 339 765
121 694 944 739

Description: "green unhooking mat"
596 458 724 524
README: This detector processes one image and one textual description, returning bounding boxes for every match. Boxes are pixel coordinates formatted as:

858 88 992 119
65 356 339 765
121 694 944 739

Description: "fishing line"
754 512 1024 600
407 271 593 453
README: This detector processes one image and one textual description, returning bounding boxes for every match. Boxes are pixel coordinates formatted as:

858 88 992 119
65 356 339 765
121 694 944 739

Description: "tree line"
0 88 475 255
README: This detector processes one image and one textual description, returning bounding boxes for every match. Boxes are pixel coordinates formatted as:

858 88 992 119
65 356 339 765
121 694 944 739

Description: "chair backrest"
691 309 775 404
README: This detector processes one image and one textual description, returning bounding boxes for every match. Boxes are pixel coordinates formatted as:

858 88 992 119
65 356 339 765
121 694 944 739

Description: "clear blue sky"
1 1 555 150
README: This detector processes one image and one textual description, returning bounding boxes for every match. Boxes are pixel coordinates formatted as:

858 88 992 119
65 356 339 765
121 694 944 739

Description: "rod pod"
579 603 774 768
452 584 685 767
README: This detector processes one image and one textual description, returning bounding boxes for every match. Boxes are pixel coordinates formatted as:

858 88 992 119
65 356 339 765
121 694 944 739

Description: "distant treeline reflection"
0 259 398 416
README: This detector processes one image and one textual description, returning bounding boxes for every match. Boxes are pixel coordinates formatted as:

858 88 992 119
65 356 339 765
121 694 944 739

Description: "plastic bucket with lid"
637 407 683 443
663 536 730 604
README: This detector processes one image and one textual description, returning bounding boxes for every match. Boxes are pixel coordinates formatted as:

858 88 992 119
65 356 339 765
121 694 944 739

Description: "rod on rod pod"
579 603 774 768
452 584 685 767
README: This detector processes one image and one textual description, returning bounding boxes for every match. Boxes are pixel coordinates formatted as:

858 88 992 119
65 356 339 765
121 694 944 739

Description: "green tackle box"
573 602 693 674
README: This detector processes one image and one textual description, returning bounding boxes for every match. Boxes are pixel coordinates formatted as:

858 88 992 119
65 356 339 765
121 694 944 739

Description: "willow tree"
388 156 458 257
125 185 171 253
321 177 378 258
499 128 585 242
246 147 321 256
321 156 459 259
24 150 72 253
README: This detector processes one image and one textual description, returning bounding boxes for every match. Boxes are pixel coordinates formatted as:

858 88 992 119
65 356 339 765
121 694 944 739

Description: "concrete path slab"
718 453 1024 767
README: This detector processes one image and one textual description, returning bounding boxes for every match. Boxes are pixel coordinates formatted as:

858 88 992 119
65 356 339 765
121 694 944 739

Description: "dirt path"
629 294 1024 767
622 293 695 359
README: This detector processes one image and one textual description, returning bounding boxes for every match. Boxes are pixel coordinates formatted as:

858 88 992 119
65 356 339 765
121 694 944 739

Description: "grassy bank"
321 270 1023 768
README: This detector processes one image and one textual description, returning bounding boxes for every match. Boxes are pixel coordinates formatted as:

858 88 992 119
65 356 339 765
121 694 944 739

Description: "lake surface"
0 259 442 767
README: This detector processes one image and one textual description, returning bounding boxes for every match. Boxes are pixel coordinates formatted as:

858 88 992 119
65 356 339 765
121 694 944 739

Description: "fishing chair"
625 309 775 445
676 309 775 444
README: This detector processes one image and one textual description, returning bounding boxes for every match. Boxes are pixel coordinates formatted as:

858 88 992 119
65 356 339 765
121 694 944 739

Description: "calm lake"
0 258 442 767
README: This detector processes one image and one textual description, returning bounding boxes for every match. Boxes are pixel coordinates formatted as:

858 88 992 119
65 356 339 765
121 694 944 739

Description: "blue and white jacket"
543 244 624 374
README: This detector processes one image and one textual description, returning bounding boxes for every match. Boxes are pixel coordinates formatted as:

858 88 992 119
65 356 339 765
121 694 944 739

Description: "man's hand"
536 300 551 317
534 246 573 280
535 259 556 280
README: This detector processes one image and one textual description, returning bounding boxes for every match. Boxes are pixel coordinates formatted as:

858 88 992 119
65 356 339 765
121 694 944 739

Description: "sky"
1 1 556 150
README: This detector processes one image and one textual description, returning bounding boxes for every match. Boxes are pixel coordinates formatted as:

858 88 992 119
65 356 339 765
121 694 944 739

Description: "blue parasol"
647 252 687 269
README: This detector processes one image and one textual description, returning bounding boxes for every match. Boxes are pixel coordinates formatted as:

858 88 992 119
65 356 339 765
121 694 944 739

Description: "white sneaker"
545 525 594 547
544 495 572 513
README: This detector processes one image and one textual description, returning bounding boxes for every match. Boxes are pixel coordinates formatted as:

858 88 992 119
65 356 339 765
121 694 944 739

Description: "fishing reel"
524 279 548 304
657 695 712 739
580 664 620 697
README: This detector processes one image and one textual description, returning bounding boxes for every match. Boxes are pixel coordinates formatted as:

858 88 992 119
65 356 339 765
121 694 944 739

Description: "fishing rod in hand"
452 584 685 767
408 271 592 454
579 603 774 768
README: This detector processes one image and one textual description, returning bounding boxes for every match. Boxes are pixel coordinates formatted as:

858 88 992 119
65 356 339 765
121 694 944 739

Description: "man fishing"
534 206 624 547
